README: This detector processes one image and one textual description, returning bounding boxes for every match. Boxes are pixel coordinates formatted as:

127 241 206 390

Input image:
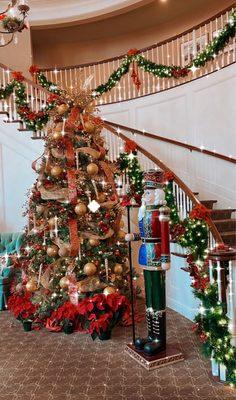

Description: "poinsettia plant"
8 292 38 322
44 293 130 338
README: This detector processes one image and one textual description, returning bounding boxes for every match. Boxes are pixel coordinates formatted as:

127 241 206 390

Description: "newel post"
208 244 236 381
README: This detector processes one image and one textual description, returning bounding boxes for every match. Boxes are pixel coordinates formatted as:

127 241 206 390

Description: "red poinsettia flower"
36 111 45 118
191 323 199 332
12 71 24 82
215 243 230 252
77 298 94 315
121 195 132 207
93 117 103 126
189 204 211 222
164 171 174 182
8 292 38 320
199 332 207 343
27 112 37 121
172 67 189 78
46 93 60 104
124 139 137 153
18 106 29 114
127 48 139 57
29 65 40 75
0 14 6 21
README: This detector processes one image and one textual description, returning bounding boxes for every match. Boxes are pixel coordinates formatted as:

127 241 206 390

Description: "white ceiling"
22 0 154 27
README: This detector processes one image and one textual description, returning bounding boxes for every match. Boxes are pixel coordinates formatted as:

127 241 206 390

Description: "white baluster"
217 260 222 302
228 259 236 347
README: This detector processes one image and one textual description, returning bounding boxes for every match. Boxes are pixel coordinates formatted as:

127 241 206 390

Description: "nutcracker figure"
126 169 170 356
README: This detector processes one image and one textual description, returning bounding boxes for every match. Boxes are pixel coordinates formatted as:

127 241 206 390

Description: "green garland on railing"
0 71 61 131
117 156 236 385
93 8 236 95
0 8 235 133
116 139 144 206
165 177 236 386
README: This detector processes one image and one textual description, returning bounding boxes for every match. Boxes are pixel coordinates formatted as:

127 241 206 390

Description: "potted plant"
7 292 38 332
77 293 130 341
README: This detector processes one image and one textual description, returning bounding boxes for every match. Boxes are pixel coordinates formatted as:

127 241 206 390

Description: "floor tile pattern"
0 308 235 400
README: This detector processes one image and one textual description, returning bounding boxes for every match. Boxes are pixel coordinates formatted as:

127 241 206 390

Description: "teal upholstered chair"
0 233 24 310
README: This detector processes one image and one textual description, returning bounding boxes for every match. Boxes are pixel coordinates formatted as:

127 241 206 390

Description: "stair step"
211 209 236 220
220 231 236 247
201 200 217 209
214 219 236 232
5 119 21 124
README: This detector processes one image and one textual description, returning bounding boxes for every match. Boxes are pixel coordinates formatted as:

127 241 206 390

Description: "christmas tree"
8 87 131 337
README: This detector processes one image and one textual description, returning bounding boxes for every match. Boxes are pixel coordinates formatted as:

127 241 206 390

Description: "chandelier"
0 1 30 47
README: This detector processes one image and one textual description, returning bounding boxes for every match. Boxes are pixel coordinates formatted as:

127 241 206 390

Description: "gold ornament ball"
84 121 95 133
57 104 69 115
103 286 117 295
74 202 87 216
36 205 45 215
46 245 59 257
48 216 56 228
54 122 63 132
52 131 62 141
59 276 70 289
58 246 70 257
83 262 97 276
51 165 63 177
89 238 100 247
98 193 106 203
87 163 98 176
117 230 126 240
26 279 38 292
114 263 123 275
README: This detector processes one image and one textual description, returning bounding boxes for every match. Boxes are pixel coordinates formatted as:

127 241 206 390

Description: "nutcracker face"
142 187 165 207
143 188 155 206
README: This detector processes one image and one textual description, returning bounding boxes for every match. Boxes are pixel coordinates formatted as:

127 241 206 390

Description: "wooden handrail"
0 62 50 96
40 3 236 71
104 122 224 244
105 121 236 165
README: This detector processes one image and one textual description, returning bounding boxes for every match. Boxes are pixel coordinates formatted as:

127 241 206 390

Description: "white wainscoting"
101 63 236 209
0 118 44 232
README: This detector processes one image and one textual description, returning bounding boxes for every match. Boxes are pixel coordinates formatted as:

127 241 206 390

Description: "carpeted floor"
0 308 235 400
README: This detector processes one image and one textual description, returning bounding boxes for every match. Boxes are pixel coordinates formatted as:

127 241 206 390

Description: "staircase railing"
103 122 223 248
40 5 236 105
0 62 49 137
106 120 236 165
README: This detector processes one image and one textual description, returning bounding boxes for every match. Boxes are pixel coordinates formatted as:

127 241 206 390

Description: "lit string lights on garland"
164 174 236 386
116 139 144 206
0 9 235 133
116 161 235 386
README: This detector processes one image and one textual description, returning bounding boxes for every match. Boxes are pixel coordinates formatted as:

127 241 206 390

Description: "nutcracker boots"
134 270 166 356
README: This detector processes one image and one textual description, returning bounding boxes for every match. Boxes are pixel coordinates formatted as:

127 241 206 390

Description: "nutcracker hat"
144 169 164 189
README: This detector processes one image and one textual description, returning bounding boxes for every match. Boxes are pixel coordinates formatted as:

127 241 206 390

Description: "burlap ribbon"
99 161 118 201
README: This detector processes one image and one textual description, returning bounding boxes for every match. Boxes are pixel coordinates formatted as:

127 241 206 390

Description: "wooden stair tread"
201 200 217 203
214 218 236 223
221 231 236 236
5 119 21 123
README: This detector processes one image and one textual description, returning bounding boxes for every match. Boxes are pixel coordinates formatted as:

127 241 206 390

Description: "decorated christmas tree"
8 86 131 337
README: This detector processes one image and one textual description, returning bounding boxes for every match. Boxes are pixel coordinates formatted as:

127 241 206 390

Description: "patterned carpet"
0 308 235 400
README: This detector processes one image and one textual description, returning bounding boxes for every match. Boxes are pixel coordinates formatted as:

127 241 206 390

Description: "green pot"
23 321 32 332
63 323 74 334
98 330 111 341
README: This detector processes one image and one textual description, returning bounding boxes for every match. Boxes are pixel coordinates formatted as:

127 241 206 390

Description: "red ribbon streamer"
69 219 80 257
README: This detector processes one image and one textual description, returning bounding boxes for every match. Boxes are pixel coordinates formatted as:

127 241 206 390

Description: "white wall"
0 117 44 232
101 64 235 321
101 63 236 209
